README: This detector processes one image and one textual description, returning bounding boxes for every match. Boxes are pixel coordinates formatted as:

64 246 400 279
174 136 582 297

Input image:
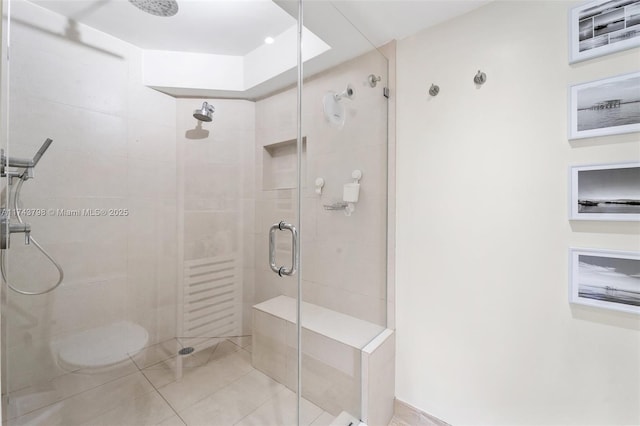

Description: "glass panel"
1 2 182 424
299 1 389 423
0 0 301 424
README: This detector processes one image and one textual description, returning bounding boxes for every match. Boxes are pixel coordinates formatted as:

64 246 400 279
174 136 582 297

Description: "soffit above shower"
23 0 492 100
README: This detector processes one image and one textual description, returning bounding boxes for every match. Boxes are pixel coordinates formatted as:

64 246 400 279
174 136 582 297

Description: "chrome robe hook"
474 70 487 85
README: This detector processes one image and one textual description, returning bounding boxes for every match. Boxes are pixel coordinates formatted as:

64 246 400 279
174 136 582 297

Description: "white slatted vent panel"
182 254 241 339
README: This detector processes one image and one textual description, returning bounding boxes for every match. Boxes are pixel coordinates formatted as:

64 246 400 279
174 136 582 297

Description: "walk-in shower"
1 0 392 424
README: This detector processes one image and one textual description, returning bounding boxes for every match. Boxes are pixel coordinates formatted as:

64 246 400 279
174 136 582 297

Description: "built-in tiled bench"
252 295 394 425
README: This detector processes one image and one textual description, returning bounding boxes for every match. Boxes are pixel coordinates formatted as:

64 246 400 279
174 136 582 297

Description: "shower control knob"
1 220 32 249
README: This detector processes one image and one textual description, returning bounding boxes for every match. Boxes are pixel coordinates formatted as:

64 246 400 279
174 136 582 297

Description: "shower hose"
1 176 64 295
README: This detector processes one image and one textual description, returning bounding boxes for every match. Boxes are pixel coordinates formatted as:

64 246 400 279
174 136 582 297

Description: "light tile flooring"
387 418 412 426
4 337 339 426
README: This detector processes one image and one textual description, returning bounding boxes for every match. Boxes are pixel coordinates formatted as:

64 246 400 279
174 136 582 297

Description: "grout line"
227 334 252 349
140 335 246 374
138 354 177 372
183 371 253 418
308 409 325 426
8 339 184 420
5 361 144 422
134 354 189 426
231 386 288 425
154 355 257 417
131 338 184 371
18 339 254 425
200 338 222 365
167 368 257 420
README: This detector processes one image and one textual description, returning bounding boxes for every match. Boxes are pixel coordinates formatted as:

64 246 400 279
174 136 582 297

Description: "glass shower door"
1 1 182 424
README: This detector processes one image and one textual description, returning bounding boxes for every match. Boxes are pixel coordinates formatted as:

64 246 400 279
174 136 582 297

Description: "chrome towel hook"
428 84 440 96
474 70 487 85
368 74 382 87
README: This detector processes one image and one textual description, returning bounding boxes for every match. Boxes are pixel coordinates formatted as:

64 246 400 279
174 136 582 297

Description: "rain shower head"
193 102 215 122
129 0 178 17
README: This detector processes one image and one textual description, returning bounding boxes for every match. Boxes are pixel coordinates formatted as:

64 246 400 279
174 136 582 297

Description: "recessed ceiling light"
264 37 275 44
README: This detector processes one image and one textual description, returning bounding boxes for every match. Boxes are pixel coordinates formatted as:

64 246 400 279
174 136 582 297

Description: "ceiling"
30 0 489 56
331 0 491 48
27 0 490 99
30 0 297 55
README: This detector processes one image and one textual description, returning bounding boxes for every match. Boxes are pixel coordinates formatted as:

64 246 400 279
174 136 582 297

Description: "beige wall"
3 0 177 394
396 1 640 424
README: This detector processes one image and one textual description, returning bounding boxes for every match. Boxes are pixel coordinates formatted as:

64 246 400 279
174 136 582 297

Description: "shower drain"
178 347 195 356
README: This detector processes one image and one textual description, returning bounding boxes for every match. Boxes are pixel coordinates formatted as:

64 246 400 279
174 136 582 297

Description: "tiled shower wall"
254 50 388 326
174 48 389 339
3 0 177 393
176 99 256 336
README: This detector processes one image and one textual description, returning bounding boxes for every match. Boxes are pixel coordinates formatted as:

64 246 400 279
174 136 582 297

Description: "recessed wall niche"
262 137 307 190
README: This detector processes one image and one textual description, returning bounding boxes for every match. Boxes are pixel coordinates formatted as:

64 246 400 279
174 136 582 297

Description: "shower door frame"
0 0 9 417
294 1 304 423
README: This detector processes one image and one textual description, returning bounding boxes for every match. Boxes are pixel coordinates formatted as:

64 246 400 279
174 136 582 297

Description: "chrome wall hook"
368 74 382 88
428 84 440 96
474 70 487 85
367 74 382 87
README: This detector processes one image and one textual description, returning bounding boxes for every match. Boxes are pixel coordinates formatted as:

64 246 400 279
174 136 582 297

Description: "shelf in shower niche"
262 137 306 191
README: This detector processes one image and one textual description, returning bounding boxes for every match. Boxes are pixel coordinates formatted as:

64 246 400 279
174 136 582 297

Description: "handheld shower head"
335 84 355 101
193 102 214 122
32 138 53 167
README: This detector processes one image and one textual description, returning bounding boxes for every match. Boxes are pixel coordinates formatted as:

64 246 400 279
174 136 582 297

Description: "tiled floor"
387 418 411 426
4 337 337 426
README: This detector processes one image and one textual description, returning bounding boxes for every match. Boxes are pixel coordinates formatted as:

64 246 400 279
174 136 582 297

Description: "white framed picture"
569 248 640 314
569 0 640 64
568 71 640 139
569 162 640 221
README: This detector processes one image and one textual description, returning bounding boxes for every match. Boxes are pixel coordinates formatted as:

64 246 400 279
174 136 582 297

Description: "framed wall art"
569 0 640 63
568 71 640 139
569 248 640 314
570 162 640 221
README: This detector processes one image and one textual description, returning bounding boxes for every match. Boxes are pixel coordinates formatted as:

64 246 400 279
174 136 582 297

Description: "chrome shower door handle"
268 221 298 277
268 223 279 274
